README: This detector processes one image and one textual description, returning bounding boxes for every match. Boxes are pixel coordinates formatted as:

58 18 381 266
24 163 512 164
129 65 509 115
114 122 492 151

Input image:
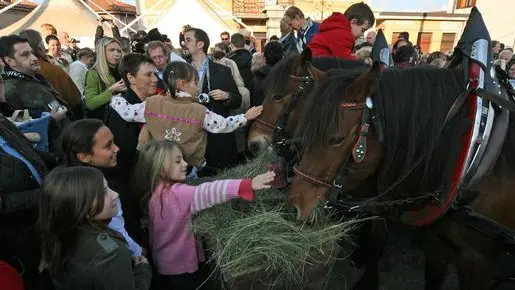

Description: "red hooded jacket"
0 261 23 290
307 13 356 60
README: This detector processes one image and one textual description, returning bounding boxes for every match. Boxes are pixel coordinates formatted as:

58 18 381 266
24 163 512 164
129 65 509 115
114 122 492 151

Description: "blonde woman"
84 37 125 120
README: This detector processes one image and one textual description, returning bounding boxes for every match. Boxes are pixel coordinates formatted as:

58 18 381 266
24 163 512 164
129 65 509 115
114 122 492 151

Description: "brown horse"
288 59 515 290
247 51 388 289
247 50 367 156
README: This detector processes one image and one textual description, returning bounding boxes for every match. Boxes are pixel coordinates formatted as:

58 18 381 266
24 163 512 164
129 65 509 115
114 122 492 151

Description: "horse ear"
299 48 312 70
369 61 381 79
308 66 326 83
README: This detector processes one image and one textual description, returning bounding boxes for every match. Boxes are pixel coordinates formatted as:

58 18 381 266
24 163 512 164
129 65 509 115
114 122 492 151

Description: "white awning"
151 0 235 48
0 0 114 48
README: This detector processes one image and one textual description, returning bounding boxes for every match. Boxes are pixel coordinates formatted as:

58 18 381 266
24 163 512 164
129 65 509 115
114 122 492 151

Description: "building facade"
376 11 469 54
136 0 369 51
449 0 515 48
0 0 37 29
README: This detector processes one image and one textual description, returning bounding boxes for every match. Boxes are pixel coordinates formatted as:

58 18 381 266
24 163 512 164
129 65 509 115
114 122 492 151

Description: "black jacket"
251 64 271 106
0 115 56 290
105 89 143 235
280 32 299 57
227 48 254 94
106 88 142 175
199 60 242 175
52 228 152 290
2 69 72 151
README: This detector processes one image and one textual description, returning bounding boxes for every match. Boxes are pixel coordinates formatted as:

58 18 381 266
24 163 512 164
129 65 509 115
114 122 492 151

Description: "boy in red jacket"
308 2 375 59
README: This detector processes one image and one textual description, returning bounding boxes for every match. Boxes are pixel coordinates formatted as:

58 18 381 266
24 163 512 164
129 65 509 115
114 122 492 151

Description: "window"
456 0 476 9
417 32 433 53
440 33 456 52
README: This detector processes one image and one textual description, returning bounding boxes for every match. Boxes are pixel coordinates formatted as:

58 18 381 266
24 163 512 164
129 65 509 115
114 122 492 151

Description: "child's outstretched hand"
251 171 276 190
244 106 263 120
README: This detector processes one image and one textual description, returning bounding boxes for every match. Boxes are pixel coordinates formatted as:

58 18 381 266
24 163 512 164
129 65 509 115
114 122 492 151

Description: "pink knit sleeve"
190 179 254 214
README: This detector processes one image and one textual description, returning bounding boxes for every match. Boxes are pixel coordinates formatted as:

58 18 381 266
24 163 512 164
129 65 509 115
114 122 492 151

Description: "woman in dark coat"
0 114 56 290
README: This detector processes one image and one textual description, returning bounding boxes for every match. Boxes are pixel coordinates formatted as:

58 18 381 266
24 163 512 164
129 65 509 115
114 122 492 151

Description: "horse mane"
300 66 468 199
262 56 367 99
494 74 515 174
299 68 369 151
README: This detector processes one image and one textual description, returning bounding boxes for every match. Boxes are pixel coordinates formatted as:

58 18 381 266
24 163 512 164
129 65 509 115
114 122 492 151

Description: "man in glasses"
220 31 230 46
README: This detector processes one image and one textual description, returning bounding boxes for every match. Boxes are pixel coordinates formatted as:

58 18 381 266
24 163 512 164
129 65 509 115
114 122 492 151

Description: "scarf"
296 18 314 53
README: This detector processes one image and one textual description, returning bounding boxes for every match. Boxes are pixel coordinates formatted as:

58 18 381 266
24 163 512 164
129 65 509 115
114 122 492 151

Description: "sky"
119 0 449 12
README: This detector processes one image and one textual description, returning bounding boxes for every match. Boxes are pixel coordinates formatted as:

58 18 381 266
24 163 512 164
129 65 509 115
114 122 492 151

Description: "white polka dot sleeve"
203 110 247 133
109 96 147 123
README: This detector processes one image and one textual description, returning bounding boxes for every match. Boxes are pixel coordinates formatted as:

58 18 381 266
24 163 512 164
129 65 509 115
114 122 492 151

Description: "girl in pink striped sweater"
134 140 274 289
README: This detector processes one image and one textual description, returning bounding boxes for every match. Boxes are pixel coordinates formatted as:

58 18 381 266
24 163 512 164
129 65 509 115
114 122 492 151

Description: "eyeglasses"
221 38 229 41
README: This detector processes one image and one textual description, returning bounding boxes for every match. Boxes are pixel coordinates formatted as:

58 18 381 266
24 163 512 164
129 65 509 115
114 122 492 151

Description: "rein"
295 79 515 215
293 87 477 213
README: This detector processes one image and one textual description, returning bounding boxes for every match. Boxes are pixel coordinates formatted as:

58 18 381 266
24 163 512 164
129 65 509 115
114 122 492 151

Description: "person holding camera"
108 61 262 179
183 28 244 176
95 17 121 46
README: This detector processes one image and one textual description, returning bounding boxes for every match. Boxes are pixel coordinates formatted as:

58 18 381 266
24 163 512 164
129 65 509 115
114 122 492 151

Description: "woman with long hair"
58 119 143 255
38 166 152 289
84 37 126 120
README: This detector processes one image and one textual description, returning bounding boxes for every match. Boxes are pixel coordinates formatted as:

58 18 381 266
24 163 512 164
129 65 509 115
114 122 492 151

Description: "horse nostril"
249 142 261 155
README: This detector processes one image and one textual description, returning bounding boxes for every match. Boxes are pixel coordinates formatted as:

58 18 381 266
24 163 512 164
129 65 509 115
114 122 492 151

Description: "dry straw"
190 148 362 289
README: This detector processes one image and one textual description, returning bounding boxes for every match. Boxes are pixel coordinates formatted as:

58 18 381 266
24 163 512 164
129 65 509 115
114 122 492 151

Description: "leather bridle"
293 100 371 195
254 74 314 147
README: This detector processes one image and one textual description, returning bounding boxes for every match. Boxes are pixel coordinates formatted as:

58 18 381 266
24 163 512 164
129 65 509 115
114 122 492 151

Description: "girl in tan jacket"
109 62 262 173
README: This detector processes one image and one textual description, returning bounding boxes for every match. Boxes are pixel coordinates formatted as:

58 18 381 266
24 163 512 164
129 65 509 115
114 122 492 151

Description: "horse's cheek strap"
352 125 369 163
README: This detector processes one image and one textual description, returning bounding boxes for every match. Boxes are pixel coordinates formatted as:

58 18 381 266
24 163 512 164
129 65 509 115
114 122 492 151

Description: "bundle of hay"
191 148 361 289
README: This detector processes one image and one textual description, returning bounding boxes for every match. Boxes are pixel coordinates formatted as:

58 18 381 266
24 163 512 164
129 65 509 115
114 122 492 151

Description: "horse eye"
272 95 283 100
329 136 345 146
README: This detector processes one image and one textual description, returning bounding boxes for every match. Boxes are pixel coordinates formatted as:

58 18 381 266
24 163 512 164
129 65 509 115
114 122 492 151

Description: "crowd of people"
0 1 513 289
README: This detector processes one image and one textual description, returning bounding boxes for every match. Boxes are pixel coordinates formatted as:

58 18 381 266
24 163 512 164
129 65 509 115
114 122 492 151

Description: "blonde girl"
134 140 274 289
84 37 125 119
109 61 262 171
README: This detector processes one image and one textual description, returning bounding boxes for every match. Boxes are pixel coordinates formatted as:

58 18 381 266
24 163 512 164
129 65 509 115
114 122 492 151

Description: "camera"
196 93 210 104
509 79 515 91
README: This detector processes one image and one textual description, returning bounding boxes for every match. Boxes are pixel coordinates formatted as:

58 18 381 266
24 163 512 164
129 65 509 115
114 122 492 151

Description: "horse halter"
254 74 314 146
293 97 375 207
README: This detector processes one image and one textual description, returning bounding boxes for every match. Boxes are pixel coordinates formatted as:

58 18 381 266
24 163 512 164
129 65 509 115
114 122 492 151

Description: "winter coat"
280 32 299 57
307 13 357 60
52 228 152 290
84 68 120 120
38 58 84 119
252 64 271 106
2 69 72 150
227 48 254 94
0 115 55 290
198 60 242 175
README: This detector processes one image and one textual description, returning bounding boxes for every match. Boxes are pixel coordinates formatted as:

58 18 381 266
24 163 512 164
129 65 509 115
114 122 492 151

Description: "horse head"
248 48 326 156
289 62 384 218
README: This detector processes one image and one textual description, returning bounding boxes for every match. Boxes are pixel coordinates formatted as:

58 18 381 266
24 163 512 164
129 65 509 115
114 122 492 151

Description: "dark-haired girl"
109 61 262 177
38 166 152 290
59 119 142 256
